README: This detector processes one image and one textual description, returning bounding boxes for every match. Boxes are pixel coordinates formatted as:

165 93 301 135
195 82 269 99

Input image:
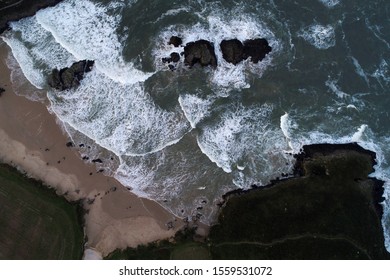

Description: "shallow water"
1 0 390 250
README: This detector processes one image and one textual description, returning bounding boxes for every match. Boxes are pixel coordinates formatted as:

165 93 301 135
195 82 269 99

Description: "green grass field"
0 164 84 259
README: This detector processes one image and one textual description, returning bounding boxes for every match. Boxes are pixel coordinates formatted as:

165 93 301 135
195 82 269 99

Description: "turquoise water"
1 0 390 249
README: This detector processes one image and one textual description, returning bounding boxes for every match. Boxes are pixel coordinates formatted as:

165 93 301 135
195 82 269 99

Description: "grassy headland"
0 163 84 259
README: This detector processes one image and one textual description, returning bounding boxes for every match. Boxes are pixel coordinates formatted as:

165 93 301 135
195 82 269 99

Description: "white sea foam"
3 49 45 101
48 69 191 156
372 59 390 87
318 0 340 8
35 0 152 84
299 24 336 50
178 94 214 128
196 103 289 178
351 124 368 142
2 35 45 89
350 56 369 85
280 112 297 151
325 76 349 99
155 7 190 23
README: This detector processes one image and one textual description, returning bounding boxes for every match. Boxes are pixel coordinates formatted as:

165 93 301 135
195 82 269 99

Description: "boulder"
220 39 244 65
168 36 182 47
48 60 94 91
243 38 272 63
162 52 181 64
184 40 217 68
170 52 180 63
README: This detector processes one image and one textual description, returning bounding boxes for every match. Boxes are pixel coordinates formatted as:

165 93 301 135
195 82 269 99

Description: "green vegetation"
0 164 84 259
107 228 211 260
107 146 390 260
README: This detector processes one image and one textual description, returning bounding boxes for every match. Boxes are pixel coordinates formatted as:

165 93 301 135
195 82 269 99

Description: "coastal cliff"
209 143 388 259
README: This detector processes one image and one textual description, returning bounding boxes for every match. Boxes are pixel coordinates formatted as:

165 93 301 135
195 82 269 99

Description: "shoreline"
0 40 184 258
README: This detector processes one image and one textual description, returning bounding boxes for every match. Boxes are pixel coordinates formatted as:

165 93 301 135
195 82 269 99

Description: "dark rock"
170 52 180 63
0 87 5 96
162 57 171 64
168 36 182 47
92 158 103 163
162 52 181 65
242 38 272 63
184 40 217 68
168 64 175 71
66 141 74 147
48 60 94 91
220 39 244 65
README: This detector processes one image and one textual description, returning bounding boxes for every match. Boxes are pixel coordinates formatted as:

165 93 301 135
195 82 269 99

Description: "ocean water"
1 0 390 249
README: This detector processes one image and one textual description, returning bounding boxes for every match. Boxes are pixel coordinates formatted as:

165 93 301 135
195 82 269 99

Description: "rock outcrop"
220 38 272 65
48 60 94 91
168 36 182 47
184 40 217 68
220 39 244 65
242 38 272 63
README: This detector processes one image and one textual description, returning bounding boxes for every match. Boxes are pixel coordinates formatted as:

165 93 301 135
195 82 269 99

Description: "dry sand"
0 40 184 258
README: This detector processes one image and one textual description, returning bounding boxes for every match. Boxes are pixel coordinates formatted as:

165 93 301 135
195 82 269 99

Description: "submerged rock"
48 60 94 91
184 40 217 68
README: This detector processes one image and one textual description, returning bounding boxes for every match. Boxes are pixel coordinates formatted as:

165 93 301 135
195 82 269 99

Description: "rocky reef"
161 36 272 69
48 60 94 91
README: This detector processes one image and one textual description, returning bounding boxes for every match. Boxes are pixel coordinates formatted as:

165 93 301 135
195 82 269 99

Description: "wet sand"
0 40 183 258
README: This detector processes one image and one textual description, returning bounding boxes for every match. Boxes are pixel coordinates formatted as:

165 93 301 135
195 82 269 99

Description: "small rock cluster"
162 36 272 69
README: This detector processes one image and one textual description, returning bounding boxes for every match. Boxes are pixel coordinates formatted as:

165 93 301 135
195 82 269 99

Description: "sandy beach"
0 40 184 258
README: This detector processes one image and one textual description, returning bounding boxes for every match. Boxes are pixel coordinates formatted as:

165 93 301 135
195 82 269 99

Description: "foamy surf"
318 0 341 8
35 0 153 85
48 69 191 156
298 24 336 50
